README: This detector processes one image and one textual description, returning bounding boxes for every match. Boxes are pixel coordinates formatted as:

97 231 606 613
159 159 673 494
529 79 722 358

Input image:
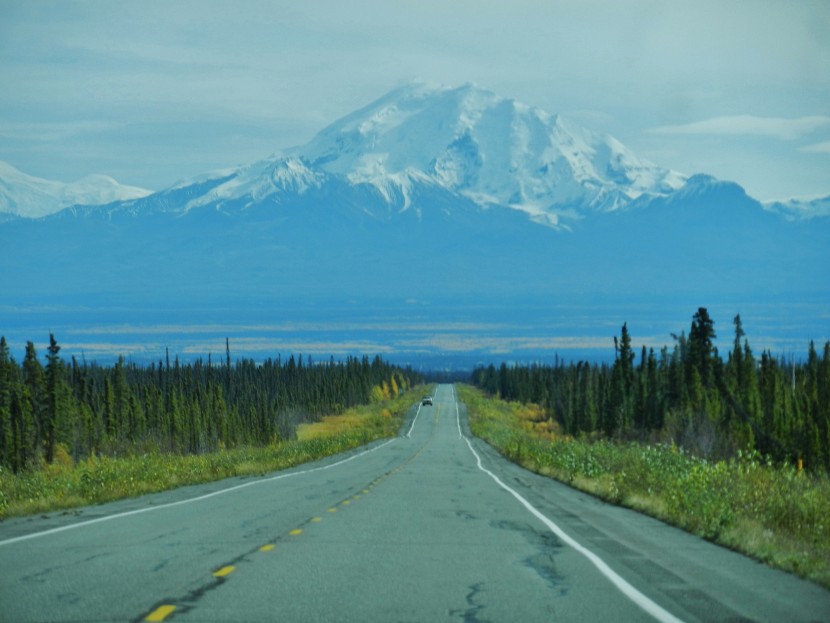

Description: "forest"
0 335 420 473
471 308 830 472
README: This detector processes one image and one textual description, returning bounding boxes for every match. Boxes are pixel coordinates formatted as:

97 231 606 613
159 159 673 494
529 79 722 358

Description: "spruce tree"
688 307 717 390
45 334 61 463
0 337 11 467
23 341 45 461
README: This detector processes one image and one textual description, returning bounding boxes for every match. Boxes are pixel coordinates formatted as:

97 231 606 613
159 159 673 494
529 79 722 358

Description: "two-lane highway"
1 384 829 621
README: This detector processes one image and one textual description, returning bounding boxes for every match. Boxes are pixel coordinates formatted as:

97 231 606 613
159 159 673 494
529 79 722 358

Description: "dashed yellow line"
139 477 396 621
145 604 176 621
212 565 235 578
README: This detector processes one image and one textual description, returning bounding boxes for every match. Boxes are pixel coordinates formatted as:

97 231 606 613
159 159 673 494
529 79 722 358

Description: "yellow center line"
145 605 176 622
327 507 337 513
311 516 322 523
289 528 303 536
212 565 235 578
259 544 275 552
341 500 351 505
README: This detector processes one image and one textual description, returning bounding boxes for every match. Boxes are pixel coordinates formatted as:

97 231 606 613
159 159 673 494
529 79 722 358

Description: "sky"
1 0 828 202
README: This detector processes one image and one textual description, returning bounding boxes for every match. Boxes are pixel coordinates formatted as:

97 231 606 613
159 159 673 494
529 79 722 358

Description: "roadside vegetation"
461 382 830 589
0 386 422 520
0 335 424 519
472 309 830 473
465 308 830 588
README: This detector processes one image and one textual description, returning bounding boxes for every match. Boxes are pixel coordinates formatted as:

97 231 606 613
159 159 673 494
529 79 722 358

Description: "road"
1 384 829 622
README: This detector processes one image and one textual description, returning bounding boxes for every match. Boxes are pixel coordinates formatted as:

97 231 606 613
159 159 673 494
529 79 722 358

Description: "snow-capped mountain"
0 160 151 219
1 83 827 333
129 83 685 229
291 83 685 222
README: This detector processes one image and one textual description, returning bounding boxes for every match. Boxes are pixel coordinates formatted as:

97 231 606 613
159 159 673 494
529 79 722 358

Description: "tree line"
0 335 421 473
471 308 830 472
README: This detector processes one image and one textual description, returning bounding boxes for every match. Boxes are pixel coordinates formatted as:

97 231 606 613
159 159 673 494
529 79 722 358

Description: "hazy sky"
1 0 828 201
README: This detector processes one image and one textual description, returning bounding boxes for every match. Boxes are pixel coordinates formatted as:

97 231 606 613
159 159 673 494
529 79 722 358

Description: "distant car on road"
422 396 433 406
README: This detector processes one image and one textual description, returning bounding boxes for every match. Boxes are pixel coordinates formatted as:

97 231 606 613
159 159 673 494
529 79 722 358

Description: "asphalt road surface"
1 384 829 622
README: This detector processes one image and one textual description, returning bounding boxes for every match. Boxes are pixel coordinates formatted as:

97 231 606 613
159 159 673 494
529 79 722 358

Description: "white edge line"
407 403 421 438
462 434 685 623
0 438 396 548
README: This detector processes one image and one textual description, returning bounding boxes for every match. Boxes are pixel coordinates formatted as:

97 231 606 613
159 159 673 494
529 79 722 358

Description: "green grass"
0 387 423 521
458 384 830 590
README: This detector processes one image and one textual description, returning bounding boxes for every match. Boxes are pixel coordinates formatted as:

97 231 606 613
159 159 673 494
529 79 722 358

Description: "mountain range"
1 83 828 362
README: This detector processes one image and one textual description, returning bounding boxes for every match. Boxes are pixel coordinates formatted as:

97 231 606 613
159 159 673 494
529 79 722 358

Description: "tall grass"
0 388 422 520
458 385 830 589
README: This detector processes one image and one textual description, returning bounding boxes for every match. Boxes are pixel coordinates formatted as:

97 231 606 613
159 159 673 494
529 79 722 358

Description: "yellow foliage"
53 443 75 468
44 444 75 477
297 412 365 441
370 385 385 402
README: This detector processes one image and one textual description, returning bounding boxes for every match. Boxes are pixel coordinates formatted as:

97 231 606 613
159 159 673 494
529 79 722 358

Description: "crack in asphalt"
449 582 487 623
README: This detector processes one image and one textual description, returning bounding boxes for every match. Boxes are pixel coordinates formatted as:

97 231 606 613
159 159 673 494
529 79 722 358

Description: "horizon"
2 298 826 370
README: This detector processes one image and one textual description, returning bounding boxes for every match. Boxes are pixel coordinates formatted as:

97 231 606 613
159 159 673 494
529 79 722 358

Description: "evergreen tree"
23 341 45 461
0 337 11 468
44 334 61 463
688 307 717 390
608 323 635 435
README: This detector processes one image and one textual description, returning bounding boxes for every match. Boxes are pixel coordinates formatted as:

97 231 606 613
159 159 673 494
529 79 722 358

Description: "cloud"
800 140 830 154
649 115 830 141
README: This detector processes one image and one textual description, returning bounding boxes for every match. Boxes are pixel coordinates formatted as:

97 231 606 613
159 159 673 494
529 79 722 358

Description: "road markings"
135 421 425 623
212 565 235 578
145 605 176 621
135 427 423 623
406 403 421 438
0 438 396 548
462 434 685 623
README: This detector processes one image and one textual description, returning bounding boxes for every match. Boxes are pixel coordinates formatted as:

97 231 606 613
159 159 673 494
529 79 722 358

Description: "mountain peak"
282 83 686 225
1 84 688 225
0 160 152 218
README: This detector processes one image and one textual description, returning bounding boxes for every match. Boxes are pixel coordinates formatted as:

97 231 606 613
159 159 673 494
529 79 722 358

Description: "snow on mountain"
5 83 823 234
178 157 327 213
121 82 685 227
1 84 827 337
0 160 151 218
764 195 830 220
289 83 686 224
